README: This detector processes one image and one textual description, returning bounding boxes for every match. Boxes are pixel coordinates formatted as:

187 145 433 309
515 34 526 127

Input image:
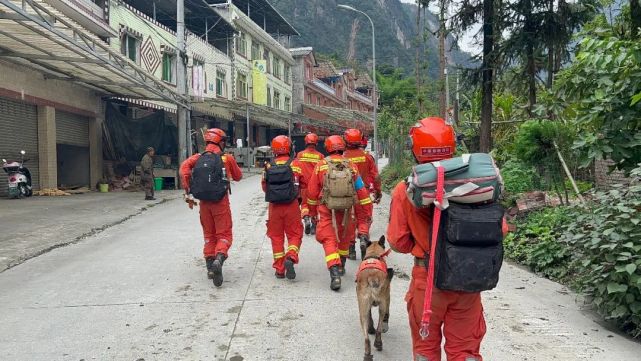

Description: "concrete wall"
187 33 233 101
291 55 306 114
595 159 631 189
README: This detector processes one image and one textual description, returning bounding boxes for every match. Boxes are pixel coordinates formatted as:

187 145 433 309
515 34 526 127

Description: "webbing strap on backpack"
419 165 445 340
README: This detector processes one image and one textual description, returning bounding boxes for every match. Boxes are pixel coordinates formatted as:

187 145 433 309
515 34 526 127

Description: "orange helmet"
271 135 292 156
324 135 346 153
344 128 363 147
204 128 227 145
304 133 319 146
409 117 456 164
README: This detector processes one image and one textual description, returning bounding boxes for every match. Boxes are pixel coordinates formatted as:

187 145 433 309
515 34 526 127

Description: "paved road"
1 174 640 360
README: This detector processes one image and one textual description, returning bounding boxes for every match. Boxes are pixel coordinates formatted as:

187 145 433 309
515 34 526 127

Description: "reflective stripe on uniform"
299 158 320 163
301 153 321 159
307 199 318 205
316 165 329 173
325 253 340 262
338 249 349 256
291 166 302 173
348 156 366 163
359 197 372 205
287 245 300 253
273 252 286 259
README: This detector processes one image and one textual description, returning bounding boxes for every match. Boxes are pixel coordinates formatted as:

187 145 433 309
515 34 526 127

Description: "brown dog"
356 235 394 361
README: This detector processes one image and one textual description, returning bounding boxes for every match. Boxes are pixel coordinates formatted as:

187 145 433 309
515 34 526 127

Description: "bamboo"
554 141 585 205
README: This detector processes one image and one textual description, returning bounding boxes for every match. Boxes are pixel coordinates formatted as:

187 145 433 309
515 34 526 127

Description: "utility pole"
177 0 189 164
445 63 450 122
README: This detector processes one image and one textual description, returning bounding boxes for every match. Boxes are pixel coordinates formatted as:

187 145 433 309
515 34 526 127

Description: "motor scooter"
2 150 33 198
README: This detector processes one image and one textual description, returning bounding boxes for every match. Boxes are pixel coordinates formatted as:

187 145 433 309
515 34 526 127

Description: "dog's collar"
363 248 391 261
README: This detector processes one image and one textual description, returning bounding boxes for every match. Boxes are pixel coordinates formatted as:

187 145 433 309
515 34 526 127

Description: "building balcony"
311 79 336 97
47 0 117 37
348 90 373 106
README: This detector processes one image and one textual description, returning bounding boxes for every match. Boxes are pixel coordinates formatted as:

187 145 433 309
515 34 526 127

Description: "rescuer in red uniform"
262 135 306 280
386 117 484 361
343 129 382 260
307 135 373 291
179 128 243 287
296 133 324 235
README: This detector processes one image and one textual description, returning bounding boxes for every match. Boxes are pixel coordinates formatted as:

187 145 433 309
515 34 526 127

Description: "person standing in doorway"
141 147 156 200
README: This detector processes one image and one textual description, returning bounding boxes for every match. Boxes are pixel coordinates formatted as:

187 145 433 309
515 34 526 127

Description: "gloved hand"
358 234 371 260
183 193 198 209
373 190 383 204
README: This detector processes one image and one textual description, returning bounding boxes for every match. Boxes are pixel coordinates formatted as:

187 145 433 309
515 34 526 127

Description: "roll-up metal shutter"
56 111 89 146
0 98 39 196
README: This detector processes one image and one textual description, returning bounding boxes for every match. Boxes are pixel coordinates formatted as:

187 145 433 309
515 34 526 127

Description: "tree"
480 0 495 152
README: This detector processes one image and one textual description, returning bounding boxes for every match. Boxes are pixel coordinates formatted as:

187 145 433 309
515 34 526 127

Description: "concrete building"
0 0 184 196
289 47 374 136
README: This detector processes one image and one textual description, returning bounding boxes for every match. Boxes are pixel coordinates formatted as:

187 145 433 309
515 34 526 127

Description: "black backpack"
190 152 229 201
265 158 297 204
435 202 505 293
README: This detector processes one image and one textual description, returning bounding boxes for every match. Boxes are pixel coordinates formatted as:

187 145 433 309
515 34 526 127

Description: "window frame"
120 33 140 64
273 89 281 110
284 96 291 112
162 52 176 85
251 41 260 60
236 72 248 99
216 69 227 97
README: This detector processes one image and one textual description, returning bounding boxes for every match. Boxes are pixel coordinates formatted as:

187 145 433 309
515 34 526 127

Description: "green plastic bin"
154 177 164 191
98 183 109 193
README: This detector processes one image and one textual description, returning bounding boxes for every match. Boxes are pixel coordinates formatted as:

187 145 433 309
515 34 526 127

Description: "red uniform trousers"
199 196 233 259
300 189 311 218
315 205 356 268
406 266 486 361
266 200 303 274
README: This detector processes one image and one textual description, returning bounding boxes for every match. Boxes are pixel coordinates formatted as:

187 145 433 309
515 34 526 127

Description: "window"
193 59 206 94
162 52 176 84
216 70 226 97
316 96 320 106
236 33 247 57
120 33 140 63
305 65 312 80
237 72 247 99
263 50 271 73
267 87 272 107
273 57 281 79
284 64 291 84
307 93 312 104
273 90 281 110
251 41 260 60
284 96 291 112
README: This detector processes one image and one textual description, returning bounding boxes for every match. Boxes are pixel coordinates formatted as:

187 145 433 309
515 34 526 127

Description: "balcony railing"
47 0 116 37
311 79 336 96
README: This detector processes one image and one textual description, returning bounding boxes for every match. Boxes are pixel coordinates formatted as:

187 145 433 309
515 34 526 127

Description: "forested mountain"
271 0 471 77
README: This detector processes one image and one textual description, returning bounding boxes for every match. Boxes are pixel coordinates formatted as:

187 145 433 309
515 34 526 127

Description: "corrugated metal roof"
0 0 188 107
289 47 313 57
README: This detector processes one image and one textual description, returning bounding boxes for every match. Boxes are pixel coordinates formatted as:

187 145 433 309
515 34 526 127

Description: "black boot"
205 257 215 279
212 253 226 287
304 216 312 235
329 265 342 291
360 238 369 260
348 244 357 260
338 256 346 276
310 220 317 235
285 258 296 280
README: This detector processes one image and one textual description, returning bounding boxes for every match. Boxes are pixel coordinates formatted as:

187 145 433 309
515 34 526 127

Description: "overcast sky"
398 0 482 54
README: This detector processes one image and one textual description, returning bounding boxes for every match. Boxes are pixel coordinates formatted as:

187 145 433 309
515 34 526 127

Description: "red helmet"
344 128 363 147
271 135 292 156
409 117 456 164
204 128 227 145
304 133 319 146
324 135 346 153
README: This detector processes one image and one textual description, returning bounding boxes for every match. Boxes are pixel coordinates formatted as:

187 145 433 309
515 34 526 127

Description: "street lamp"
337 4 378 165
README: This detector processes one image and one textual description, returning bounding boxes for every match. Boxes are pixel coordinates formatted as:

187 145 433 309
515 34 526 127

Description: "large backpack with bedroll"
265 158 298 203
408 153 505 293
322 160 356 210
190 152 229 202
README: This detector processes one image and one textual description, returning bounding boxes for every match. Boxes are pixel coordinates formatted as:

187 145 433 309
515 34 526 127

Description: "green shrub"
504 207 573 281
381 157 414 192
506 165 641 338
501 159 540 194
560 181 641 337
